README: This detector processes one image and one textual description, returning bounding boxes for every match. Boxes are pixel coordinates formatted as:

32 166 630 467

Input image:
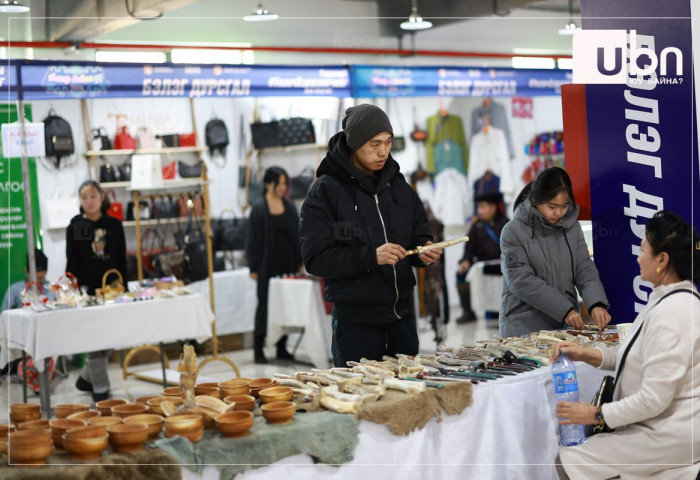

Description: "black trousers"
254 276 271 342
331 306 419 367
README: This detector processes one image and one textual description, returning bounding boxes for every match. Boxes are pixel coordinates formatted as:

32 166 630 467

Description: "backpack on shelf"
205 118 229 157
43 110 74 168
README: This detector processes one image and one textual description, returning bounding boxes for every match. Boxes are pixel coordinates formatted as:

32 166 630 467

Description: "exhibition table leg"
38 359 51 417
21 350 27 403
160 343 168 389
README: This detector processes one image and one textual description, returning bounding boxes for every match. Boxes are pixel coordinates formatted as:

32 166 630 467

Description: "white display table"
182 362 608 480
187 268 257 335
0 293 213 412
266 277 332 369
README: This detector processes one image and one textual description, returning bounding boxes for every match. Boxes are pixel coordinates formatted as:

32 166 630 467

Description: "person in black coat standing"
299 104 443 367
247 167 303 364
66 180 126 402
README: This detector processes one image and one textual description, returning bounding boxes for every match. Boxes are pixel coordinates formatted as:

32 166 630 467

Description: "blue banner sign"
581 0 698 321
351 65 571 98
0 62 20 100
18 61 352 99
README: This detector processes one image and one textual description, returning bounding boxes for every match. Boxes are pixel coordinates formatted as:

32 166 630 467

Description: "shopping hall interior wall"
32 93 563 296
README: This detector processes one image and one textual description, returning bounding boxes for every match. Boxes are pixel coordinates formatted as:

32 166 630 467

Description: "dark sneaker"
75 376 93 392
92 391 110 402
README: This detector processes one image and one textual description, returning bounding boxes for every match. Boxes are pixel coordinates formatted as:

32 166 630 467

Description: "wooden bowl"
258 386 293 404
162 387 181 398
124 414 164 439
9 411 42 426
63 434 108 460
87 416 123 428
214 411 254 438
0 424 16 438
195 382 220 389
134 396 160 412
107 423 149 453
10 403 41 414
95 399 128 417
67 410 101 421
49 419 86 448
249 378 277 398
164 415 203 443
7 437 52 465
146 397 170 416
0 437 7 459
111 404 148 419
54 403 89 419
218 379 250 397
64 425 107 439
223 395 256 412
8 429 51 448
17 419 51 431
194 385 220 399
261 401 296 425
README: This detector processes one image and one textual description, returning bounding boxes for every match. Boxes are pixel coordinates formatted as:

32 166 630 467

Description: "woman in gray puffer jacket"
499 167 611 338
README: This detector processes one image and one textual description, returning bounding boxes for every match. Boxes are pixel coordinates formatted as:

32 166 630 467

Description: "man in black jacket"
299 104 442 367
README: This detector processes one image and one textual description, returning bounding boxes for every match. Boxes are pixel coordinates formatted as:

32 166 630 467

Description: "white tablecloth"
187 268 256 335
467 260 503 317
0 293 214 372
184 362 608 480
266 277 332 369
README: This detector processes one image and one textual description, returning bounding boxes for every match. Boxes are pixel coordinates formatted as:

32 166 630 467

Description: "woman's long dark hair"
78 179 110 214
514 167 575 210
262 166 289 196
645 210 700 282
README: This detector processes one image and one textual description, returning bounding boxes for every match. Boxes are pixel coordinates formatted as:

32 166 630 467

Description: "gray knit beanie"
342 104 393 151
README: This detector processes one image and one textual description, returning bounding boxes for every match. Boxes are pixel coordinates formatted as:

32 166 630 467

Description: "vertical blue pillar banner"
580 0 698 321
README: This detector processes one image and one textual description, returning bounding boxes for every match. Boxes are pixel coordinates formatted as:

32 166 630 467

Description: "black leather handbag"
153 196 177 219
278 117 315 146
118 160 131 181
178 160 203 178
214 210 248 251
92 126 112 151
99 161 121 183
250 121 281 149
291 166 316 200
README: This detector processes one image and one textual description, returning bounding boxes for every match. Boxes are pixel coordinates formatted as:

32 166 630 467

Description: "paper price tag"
1 122 45 158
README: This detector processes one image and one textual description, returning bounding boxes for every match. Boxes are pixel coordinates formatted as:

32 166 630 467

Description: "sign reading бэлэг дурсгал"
577 0 699 322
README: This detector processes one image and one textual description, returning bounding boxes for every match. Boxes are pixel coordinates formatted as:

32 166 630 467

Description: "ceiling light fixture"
400 0 432 31
243 3 278 22
558 0 580 35
0 0 30 13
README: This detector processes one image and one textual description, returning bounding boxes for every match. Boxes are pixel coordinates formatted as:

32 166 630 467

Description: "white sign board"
1 123 45 158
130 154 164 189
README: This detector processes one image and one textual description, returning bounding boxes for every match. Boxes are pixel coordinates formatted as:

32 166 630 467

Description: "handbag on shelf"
162 159 177 180
177 193 204 218
290 166 316 200
178 159 203 178
126 200 151 221
114 125 136 150
159 133 197 148
182 209 209 283
250 121 281 149
118 160 131 182
213 209 247 251
135 127 159 149
105 190 124 221
153 195 177 219
91 126 112 151
277 117 315 146
99 161 121 183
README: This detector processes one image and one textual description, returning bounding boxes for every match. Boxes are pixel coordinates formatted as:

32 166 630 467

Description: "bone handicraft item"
405 236 469 256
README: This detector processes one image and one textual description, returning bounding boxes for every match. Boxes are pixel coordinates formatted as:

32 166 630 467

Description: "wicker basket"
95 268 125 300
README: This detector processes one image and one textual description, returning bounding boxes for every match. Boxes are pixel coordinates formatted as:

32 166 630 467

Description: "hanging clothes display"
470 98 515 160
467 125 515 209
432 168 470 227
425 112 468 175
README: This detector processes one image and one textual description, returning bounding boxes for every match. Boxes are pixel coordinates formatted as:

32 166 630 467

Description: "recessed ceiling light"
400 0 432 31
0 0 30 13
243 3 278 22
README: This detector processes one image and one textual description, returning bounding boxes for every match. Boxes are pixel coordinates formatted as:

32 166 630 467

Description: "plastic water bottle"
552 353 586 446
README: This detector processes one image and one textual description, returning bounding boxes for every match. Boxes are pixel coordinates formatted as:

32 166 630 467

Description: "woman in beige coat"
551 210 700 479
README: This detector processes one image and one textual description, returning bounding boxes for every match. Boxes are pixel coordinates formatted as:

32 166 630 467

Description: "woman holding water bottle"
551 211 700 479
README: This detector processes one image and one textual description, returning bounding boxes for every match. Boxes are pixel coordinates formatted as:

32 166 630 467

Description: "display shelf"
128 178 208 194
255 143 325 154
85 146 205 156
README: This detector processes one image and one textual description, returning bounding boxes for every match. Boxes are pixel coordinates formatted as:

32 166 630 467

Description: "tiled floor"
0 306 496 418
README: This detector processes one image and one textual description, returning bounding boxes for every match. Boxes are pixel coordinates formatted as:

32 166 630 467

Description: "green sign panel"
0 103 42 307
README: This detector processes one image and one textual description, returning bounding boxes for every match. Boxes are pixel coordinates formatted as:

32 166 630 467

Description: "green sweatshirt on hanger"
425 113 469 174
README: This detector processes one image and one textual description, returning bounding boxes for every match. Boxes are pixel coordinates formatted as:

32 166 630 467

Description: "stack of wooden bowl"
164 415 203 443
62 425 109 460
9 403 41 426
8 429 53 465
